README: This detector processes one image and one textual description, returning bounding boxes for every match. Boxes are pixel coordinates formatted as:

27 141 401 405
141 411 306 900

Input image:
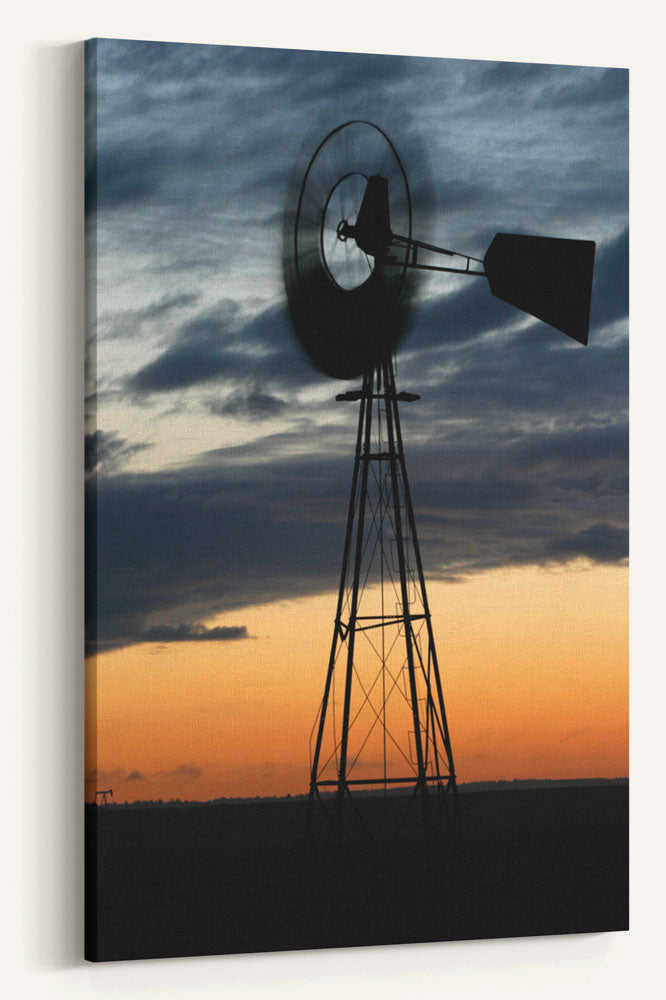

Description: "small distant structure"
95 788 113 805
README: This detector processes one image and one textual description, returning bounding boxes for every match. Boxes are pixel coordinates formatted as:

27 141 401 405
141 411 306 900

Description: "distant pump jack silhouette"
95 789 113 805
283 121 595 840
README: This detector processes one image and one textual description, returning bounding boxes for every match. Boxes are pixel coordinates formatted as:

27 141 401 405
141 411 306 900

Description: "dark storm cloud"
408 280 520 349
405 328 628 430
127 301 320 395
127 301 241 393
466 62 628 113
89 42 423 220
87 401 627 652
86 42 627 655
90 41 626 276
538 67 629 111
401 420 627 534
544 523 628 563
124 770 145 782
128 329 233 393
86 460 348 652
89 39 628 440
96 257 626 644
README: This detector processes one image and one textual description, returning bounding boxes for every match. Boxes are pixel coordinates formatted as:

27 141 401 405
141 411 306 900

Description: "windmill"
283 120 595 841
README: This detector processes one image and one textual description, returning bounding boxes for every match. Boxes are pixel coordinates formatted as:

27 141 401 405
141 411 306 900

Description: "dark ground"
86 784 628 961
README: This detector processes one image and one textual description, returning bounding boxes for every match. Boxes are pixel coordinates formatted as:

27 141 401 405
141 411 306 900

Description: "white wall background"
3 2 663 996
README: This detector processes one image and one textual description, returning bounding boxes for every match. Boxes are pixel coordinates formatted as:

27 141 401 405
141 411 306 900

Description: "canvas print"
84 38 629 962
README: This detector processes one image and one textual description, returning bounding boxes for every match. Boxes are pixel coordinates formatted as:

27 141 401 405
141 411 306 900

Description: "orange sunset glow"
86 559 628 803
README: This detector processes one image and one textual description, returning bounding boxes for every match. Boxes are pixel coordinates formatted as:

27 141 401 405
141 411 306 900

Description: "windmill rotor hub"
336 219 351 241
321 171 379 292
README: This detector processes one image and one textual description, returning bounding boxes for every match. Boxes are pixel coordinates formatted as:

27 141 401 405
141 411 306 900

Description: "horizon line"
87 776 629 806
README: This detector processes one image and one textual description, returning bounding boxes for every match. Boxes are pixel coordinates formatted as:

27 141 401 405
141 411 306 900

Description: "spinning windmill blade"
283 120 416 380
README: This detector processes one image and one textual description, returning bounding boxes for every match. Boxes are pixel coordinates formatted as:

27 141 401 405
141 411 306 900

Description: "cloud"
538 67 629 112
123 219 628 408
544 523 628 564
89 42 627 319
85 430 152 476
126 302 241 393
467 62 628 115
208 391 287 420
86 405 627 652
588 226 628 329
88 225 628 653
85 43 628 655
101 292 199 340
155 764 203 780
126 301 319 396
138 623 248 643
87 141 163 212
86 765 202 785
85 768 125 785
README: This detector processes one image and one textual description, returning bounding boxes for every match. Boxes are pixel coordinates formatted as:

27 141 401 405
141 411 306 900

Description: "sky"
85 39 628 803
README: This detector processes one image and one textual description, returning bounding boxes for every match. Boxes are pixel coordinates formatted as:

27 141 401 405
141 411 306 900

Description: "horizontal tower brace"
337 614 426 633
315 775 452 786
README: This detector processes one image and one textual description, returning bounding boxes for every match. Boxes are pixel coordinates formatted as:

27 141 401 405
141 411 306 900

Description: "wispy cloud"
85 430 152 477
155 764 204 780
138 624 249 643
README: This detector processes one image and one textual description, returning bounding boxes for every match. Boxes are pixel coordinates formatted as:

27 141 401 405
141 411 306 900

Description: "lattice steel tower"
308 358 456 829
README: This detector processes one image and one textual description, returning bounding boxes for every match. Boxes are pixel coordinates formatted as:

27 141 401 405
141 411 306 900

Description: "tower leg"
381 359 430 829
308 371 372 831
384 360 458 808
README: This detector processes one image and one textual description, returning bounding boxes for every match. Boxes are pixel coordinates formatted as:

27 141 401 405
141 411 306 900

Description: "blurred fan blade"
484 234 596 345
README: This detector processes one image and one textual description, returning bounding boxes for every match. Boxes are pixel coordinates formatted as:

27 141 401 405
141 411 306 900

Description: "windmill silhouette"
283 120 595 841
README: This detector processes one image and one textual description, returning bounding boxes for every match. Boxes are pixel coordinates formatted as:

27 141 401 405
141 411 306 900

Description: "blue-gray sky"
85 39 628 652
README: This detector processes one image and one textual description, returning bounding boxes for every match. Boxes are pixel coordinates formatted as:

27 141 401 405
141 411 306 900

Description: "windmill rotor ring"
284 120 414 380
